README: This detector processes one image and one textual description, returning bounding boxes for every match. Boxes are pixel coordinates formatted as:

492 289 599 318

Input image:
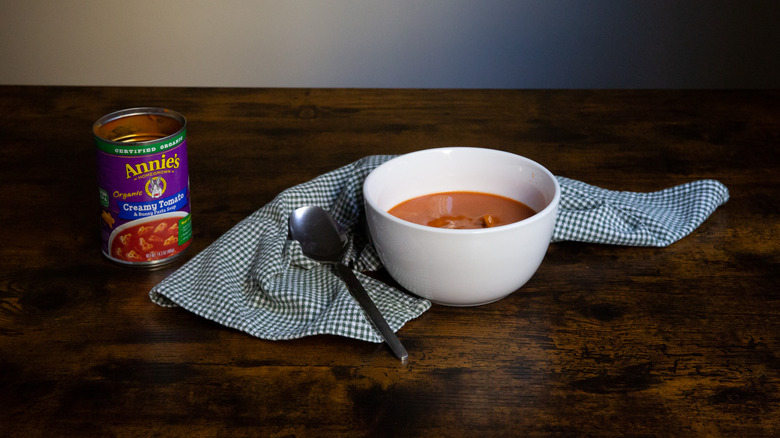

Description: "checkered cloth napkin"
150 154 729 343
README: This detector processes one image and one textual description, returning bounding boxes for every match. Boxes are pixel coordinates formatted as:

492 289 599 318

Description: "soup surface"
388 191 536 229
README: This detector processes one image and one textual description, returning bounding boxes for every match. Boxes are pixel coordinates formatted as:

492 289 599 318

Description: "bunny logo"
145 176 166 199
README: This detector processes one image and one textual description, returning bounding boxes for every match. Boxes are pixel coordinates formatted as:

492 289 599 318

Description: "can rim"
93 107 187 146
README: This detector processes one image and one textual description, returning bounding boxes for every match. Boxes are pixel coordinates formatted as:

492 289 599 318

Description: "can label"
94 108 192 266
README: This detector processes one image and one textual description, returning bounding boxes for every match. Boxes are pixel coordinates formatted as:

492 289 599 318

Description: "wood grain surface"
0 87 778 437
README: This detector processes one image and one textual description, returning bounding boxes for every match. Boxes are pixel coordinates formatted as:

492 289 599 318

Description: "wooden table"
1 87 778 437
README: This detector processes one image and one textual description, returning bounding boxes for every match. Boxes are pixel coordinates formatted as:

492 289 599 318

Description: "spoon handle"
335 263 409 363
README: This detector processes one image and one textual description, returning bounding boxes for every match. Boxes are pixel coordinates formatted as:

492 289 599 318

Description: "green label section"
95 129 186 156
178 214 192 245
98 187 109 207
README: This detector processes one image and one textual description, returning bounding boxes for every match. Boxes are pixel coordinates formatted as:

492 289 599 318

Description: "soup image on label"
108 212 192 263
388 191 537 229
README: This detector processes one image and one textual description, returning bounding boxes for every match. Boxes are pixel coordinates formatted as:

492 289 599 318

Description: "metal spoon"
288 206 408 363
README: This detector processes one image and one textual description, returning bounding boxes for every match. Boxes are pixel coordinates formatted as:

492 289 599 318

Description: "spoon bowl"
289 206 347 263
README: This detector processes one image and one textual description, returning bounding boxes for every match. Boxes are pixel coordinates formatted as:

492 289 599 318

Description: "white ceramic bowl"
363 147 560 306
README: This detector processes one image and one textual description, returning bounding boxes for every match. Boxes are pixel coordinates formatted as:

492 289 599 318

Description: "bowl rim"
363 147 561 235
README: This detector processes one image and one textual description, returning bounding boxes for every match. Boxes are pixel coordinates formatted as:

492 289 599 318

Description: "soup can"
94 107 192 267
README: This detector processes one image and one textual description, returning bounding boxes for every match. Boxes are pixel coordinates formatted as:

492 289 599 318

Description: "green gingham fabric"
552 176 729 246
150 155 728 343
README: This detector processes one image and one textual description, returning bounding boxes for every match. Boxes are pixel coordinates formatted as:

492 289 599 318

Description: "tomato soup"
388 191 536 229
110 214 192 263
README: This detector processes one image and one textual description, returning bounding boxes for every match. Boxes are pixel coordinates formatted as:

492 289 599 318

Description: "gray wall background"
1 0 778 88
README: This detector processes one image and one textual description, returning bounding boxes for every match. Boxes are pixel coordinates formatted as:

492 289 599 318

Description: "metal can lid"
94 107 186 143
